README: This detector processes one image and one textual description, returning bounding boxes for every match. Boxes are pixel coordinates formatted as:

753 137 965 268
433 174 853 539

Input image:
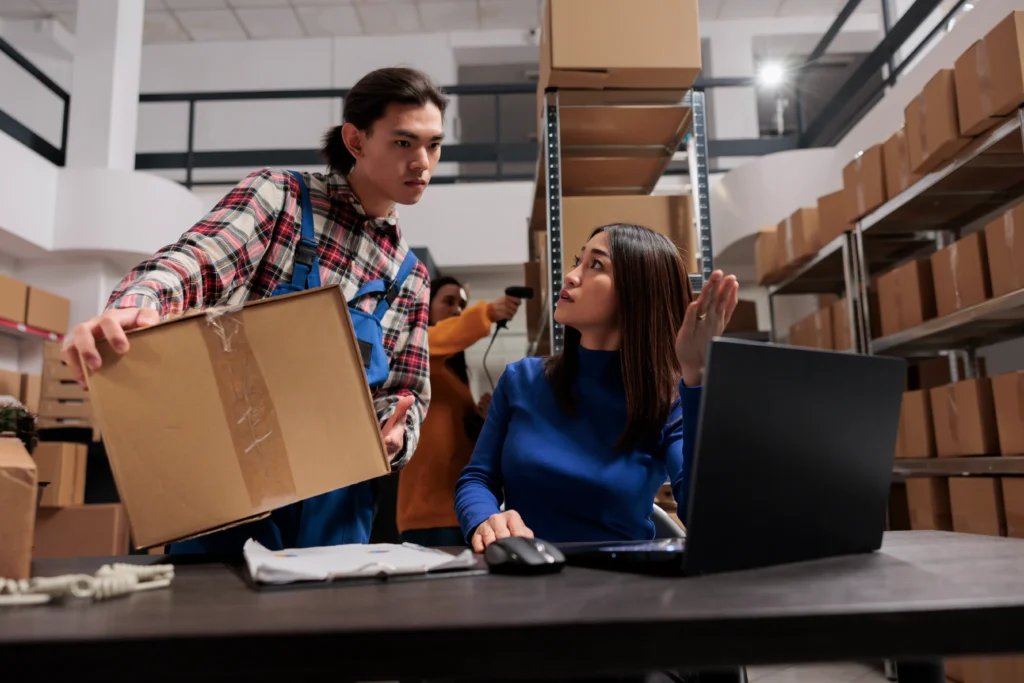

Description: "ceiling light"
758 62 786 88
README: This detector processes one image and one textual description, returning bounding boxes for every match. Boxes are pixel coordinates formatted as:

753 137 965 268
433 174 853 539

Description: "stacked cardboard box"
38 342 95 434
983 202 1024 298
905 69 971 174
0 438 37 579
34 504 130 558
776 207 821 274
788 306 833 350
875 259 937 337
931 231 992 317
0 274 70 335
843 145 887 222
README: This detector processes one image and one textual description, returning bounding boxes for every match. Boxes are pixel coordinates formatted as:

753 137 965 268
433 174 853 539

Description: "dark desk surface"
3 531 1024 682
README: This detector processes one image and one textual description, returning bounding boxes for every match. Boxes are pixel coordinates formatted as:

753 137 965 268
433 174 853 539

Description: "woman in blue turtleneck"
455 223 740 551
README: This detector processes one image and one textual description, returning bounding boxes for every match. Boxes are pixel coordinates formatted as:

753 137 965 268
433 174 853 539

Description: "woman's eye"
573 258 581 268
590 260 602 269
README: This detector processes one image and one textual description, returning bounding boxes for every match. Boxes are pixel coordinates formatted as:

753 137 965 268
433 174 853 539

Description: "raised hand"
674 270 739 387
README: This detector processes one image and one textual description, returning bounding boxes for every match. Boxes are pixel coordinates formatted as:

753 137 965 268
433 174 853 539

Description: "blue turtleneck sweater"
454 347 702 544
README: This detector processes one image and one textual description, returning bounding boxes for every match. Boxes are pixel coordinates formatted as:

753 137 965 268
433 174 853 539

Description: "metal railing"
0 35 69 165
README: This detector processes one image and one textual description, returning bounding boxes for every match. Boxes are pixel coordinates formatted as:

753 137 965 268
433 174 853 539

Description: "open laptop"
558 337 907 576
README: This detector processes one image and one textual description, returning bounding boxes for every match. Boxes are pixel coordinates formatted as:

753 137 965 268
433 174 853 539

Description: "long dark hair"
429 275 469 385
321 67 450 175
544 224 694 451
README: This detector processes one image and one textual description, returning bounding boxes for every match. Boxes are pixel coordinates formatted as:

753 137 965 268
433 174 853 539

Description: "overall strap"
287 170 321 290
372 251 419 320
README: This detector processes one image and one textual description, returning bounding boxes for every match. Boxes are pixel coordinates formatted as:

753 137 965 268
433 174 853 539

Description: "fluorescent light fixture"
758 62 786 88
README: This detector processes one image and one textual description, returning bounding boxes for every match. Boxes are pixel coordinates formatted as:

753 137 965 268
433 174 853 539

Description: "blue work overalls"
170 171 419 554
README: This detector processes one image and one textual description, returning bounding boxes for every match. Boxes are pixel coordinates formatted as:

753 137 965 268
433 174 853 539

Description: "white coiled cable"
0 563 174 606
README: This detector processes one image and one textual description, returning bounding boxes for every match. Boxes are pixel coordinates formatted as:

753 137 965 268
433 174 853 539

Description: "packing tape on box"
785 216 794 263
202 305 296 509
950 242 962 310
977 39 992 119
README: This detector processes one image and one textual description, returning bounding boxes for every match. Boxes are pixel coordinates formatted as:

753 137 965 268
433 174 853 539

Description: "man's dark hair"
321 67 449 175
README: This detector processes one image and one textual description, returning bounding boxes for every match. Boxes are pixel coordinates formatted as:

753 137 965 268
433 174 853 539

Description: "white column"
65 0 144 170
707 31 759 170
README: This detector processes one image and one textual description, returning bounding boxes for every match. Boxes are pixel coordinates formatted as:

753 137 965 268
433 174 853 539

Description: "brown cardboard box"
931 231 991 318
842 145 886 222
930 379 999 458
84 285 393 548
991 371 1024 455
755 226 780 286
26 287 70 335
905 69 971 175
955 40 1003 136
0 438 37 579
524 261 543 338
0 368 21 398
896 389 935 459
0 273 27 324
33 504 130 558
777 207 820 271
724 300 758 333
20 373 41 413
905 477 952 531
882 128 923 199
962 655 1024 683
816 189 852 246
538 0 701 93
1004 478 1024 539
830 298 852 351
948 660 966 683
876 259 936 337
33 442 87 507
562 195 698 274
984 11 1024 116
983 203 1024 298
949 477 1005 536
789 306 833 350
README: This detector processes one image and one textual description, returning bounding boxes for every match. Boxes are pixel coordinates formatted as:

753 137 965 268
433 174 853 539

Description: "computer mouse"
484 536 566 575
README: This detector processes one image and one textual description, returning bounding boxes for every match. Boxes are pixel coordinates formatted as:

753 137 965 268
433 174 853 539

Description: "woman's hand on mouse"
674 270 739 387
471 511 533 553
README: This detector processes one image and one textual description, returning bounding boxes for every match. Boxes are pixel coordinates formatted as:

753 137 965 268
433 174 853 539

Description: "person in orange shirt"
397 276 522 547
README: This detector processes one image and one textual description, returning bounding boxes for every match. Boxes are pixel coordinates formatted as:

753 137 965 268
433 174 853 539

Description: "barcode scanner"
484 286 535 389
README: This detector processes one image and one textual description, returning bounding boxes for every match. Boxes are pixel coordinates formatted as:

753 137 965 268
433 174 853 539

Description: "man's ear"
341 122 364 160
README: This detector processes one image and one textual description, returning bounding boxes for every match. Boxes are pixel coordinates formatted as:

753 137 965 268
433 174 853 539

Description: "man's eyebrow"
394 129 445 141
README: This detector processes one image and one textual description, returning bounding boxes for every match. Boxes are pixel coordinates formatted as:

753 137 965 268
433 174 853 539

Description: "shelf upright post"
687 88 713 294
848 228 871 354
543 88 566 355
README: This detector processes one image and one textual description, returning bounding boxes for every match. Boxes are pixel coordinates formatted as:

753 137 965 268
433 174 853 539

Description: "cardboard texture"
725 300 758 333
33 442 87 507
895 390 935 459
842 145 886 222
905 69 971 175
26 287 70 335
876 259 936 337
524 261 543 339
991 371 1024 455
33 504 130 558
882 128 923 199
538 0 701 93
816 189 852 247
0 274 27 324
962 655 1024 683
0 438 37 579
955 40 1002 136
830 298 852 352
20 373 41 413
0 369 20 399
931 231 992 318
929 379 1000 458
948 660 966 683
776 207 820 271
755 226 779 286
984 11 1024 116
949 477 1005 537
789 306 833 350
905 477 952 531
561 195 698 274
983 203 1024 298
1003 478 1024 539
85 285 392 548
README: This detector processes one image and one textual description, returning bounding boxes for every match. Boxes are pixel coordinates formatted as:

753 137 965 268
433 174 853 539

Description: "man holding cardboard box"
60 67 445 553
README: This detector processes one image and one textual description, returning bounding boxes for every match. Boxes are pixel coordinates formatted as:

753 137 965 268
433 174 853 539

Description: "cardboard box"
905 69 971 175
948 660 966 683
562 194 698 274
896 390 935 459
905 477 952 531
20 373 41 413
538 0 701 93
949 477 1005 536
0 369 21 399
931 231 991 318
725 299 758 333
929 379 1000 458
842 145 886 222
882 128 923 199
962 655 1024 683
755 226 779 286
876 259 936 337
991 371 1024 455
33 504 130 558
983 203 1024 298
777 207 820 271
955 40 1003 136
830 298 853 351
816 189 852 246
0 273 27 324
984 11 1024 116
26 287 70 335
33 442 87 507
523 261 543 339
789 306 833 350
0 438 37 579
1002 478 1024 539
84 285 392 548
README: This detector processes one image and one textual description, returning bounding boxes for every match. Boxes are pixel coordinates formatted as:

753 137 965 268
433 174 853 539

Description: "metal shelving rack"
528 87 714 356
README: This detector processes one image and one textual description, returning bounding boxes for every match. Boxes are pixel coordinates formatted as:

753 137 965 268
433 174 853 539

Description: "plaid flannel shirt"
105 167 431 468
